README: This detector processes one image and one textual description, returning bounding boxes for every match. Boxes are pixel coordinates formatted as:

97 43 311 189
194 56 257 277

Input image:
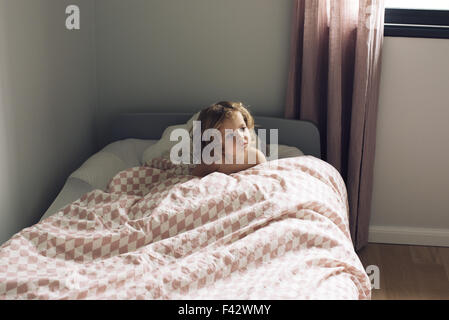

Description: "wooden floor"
357 243 449 300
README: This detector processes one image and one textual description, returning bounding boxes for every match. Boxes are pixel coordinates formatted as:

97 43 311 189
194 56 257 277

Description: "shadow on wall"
0 0 97 245
0 2 55 245
0 2 19 244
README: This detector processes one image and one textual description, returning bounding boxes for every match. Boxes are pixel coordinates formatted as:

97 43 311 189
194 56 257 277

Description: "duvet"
0 157 371 299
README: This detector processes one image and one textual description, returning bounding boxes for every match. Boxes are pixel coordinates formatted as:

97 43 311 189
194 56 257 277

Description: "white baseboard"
368 225 449 247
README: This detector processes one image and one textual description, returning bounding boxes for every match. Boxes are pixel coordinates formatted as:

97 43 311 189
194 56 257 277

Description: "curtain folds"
285 0 385 250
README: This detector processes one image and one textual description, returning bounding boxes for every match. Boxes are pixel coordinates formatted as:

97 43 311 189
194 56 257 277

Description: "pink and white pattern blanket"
0 156 371 299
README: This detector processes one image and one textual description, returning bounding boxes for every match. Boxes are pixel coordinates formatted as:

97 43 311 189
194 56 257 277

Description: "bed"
0 113 371 299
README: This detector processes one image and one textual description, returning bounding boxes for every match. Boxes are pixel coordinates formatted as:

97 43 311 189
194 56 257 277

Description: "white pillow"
260 144 304 160
70 151 127 190
142 112 200 165
277 144 304 158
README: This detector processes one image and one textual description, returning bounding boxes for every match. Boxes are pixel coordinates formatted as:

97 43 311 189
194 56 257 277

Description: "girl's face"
219 111 251 158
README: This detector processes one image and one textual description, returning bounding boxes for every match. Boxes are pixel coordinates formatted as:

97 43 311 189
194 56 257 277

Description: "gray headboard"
106 113 321 158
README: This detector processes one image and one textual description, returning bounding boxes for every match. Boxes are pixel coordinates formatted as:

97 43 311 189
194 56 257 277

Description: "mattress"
40 139 158 221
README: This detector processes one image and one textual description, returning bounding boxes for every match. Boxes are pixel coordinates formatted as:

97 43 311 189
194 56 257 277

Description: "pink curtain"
285 0 385 251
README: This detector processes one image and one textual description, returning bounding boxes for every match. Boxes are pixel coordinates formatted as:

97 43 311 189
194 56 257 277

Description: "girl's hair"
197 101 254 131
196 101 254 151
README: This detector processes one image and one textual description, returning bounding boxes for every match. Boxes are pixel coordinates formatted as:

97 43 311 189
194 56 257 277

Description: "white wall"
0 0 97 245
369 37 449 246
94 0 293 148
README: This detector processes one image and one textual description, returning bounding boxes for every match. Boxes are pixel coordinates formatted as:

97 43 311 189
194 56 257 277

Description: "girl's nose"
235 130 244 141
236 131 248 145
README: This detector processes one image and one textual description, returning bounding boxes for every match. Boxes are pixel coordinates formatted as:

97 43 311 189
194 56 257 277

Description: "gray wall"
94 0 293 148
0 0 97 244
1 0 447 247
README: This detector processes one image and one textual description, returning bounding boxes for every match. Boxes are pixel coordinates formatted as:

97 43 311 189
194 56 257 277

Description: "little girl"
192 101 266 177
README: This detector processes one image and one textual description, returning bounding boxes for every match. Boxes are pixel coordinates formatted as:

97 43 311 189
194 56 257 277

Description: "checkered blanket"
0 157 371 299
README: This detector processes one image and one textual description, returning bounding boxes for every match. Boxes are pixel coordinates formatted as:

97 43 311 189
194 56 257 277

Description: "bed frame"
106 113 321 158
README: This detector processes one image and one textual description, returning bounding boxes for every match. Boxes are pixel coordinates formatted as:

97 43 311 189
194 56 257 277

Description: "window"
386 0 449 10
385 0 449 39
